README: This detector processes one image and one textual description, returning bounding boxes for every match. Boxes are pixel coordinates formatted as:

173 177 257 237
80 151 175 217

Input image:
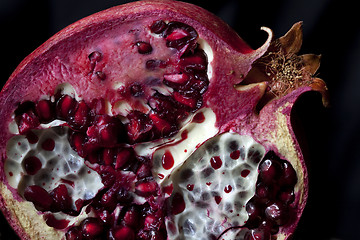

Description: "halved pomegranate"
0 0 327 240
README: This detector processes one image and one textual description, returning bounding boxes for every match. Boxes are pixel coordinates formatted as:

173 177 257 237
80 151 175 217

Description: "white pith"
164 132 265 240
5 126 104 203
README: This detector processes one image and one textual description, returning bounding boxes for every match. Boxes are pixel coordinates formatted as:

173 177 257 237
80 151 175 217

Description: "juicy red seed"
50 184 72 212
24 185 53 211
179 53 207 72
280 161 298 187
111 226 135 240
265 202 289 226
123 207 139 227
149 113 174 136
90 98 106 115
136 163 152 179
210 156 222 170
36 100 55 123
136 41 153 54
173 91 197 109
68 100 90 130
81 217 104 238
244 229 271 240
166 28 190 41
259 159 281 185
117 188 133 203
150 20 167 34
69 132 87 157
42 138 55 151
278 188 295 204
101 189 117 210
14 101 36 116
103 148 116 166
17 111 40 134
129 82 144 97
135 181 158 197
115 148 134 170
126 110 154 143
171 192 186 215
56 95 77 120
255 183 271 200
66 226 82 240
23 156 42 175
144 214 157 230
44 213 70 229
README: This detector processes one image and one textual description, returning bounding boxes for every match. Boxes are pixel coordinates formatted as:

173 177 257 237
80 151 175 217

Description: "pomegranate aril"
66 226 83 240
136 163 152 179
166 28 190 41
89 98 106 115
264 201 289 226
23 156 42 175
123 206 139 227
179 51 207 73
259 159 282 185
56 95 77 120
280 160 298 187
50 184 72 212
135 180 158 197
100 188 118 210
16 111 40 134
103 148 116 166
126 110 154 143
99 166 116 187
81 217 104 239
163 73 189 84
136 41 153 54
110 226 135 240
117 187 133 204
278 187 295 204
173 91 197 109
149 113 175 136
23 185 53 211
150 20 167 34
244 229 271 240
86 115 126 147
115 148 133 170
36 99 55 123
129 82 144 97
164 21 198 49
68 100 90 130
69 131 87 157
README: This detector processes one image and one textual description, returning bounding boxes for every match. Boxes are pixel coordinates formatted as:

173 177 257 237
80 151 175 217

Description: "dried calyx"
0 1 327 240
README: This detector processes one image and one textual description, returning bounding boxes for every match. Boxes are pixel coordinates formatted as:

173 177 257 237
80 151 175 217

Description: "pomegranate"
0 0 328 239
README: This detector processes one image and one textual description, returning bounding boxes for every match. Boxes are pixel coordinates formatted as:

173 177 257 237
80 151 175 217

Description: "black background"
0 0 357 239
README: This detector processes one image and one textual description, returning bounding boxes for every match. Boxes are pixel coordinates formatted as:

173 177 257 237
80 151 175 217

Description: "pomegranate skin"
0 1 327 240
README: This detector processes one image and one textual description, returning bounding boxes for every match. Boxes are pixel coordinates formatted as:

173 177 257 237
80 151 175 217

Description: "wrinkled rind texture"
0 0 309 239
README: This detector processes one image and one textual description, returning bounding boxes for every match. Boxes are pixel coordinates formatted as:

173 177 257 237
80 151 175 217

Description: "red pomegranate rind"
0 0 327 240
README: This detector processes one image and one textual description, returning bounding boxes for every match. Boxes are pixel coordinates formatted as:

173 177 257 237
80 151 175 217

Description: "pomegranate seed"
126 111 154 143
115 148 133 170
99 166 116 187
245 200 262 228
36 99 55 123
117 187 133 204
23 156 42 175
123 206 139 227
166 28 190 41
163 73 189 84
179 52 207 72
65 226 82 240
135 180 158 197
129 82 144 97
44 213 69 229
69 131 87 157
144 214 157 230
244 229 271 240
280 160 298 187
81 217 104 238
100 188 117 210
136 163 152 179
24 185 53 211
68 100 90 130
259 159 281 185
264 202 289 226
149 113 173 135
278 187 295 204
56 95 77 120
111 226 135 240
150 20 167 34
16 111 40 134
136 41 153 54
50 184 72 212
90 98 106 115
